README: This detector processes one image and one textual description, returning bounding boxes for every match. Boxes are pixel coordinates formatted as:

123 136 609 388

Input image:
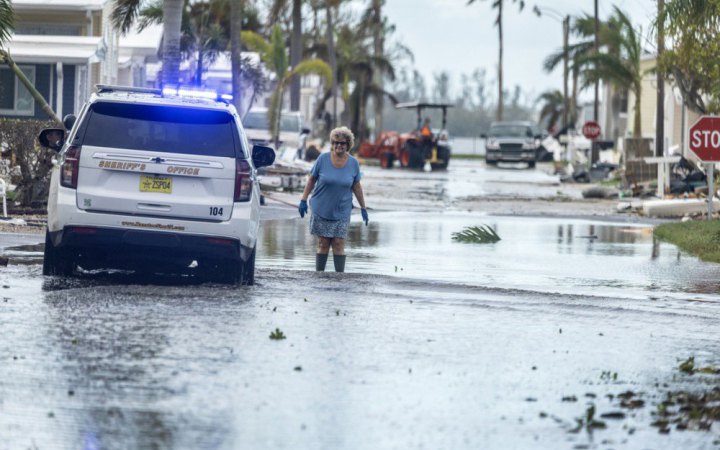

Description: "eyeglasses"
332 141 349 147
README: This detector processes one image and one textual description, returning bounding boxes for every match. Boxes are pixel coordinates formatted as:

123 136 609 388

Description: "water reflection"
258 212 720 298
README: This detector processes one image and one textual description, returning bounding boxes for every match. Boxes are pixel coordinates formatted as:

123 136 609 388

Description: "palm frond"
240 30 271 61
452 225 501 244
287 58 333 86
0 0 15 46
137 1 163 32
111 0 143 34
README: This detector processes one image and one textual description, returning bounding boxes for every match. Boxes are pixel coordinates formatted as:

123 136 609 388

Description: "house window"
0 65 35 116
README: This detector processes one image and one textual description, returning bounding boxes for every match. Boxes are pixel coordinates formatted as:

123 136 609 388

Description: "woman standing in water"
298 126 369 272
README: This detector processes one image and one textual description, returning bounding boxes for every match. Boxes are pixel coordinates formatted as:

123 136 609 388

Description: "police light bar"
162 87 219 99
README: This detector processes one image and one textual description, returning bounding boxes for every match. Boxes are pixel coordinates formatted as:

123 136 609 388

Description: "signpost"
688 116 720 219
582 121 601 140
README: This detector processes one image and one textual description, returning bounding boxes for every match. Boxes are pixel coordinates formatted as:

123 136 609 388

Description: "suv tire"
243 247 256 286
43 231 75 276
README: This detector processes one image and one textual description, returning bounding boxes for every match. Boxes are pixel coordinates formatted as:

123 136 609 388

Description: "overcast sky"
382 0 658 102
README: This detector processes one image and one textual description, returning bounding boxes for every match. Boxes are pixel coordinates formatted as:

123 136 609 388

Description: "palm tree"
268 0 304 111
230 0 243 113
137 0 228 85
467 0 525 122
112 0 184 87
370 0 384 135
537 90 564 132
241 26 332 146
580 7 644 137
543 40 594 126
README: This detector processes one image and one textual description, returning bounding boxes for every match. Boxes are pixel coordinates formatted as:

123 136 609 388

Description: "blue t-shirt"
309 152 361 220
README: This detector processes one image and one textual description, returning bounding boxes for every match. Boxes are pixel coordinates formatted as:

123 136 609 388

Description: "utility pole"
655 0 665 157
593 0 599 123
562 15 570 128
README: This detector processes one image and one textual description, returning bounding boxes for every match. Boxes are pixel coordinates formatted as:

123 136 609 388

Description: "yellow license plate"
140 175 172 194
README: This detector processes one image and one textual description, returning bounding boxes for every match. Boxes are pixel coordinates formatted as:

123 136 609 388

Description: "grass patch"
654 220 720 263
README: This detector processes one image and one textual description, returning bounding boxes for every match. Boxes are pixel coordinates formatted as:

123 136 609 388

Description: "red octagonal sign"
689 116 720 162
582 121 601 140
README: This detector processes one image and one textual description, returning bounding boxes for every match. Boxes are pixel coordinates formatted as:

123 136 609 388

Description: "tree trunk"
633 86 642 138
290 0 302 111
325 3 338 129
655 0 665 156
230 0 243 114
571 64 578 125
372 0 383 137
496 0 504 122
161 0 183 87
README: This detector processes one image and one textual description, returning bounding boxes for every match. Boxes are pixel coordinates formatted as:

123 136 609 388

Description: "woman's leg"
316 237 331 271
331 238 346 272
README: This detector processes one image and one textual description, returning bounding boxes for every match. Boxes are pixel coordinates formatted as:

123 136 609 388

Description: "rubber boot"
333 254 346 273
316 253 328 271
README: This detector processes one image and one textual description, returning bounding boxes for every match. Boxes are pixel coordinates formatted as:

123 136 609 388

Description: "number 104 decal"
209 207 224 216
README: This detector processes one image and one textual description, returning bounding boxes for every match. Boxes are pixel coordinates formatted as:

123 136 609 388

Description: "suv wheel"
43 231 75 276
242 247 256 286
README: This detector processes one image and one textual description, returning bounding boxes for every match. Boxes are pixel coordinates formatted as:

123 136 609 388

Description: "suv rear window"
81 102 238 157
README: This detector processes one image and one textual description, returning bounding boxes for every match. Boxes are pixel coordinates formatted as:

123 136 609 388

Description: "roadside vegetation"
654 220 720 263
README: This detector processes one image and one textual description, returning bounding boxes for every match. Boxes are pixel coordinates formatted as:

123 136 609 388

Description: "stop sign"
689 116 720 161
582 121 601 140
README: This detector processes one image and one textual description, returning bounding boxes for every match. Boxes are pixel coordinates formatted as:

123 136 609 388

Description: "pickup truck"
481 121 545 168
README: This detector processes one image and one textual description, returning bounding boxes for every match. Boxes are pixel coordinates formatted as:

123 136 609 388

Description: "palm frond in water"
451 225 501 243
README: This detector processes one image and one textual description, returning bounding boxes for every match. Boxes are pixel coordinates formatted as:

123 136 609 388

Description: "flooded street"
2 161 720 449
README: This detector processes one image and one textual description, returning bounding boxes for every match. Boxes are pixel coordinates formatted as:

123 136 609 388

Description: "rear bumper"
49 226 253 268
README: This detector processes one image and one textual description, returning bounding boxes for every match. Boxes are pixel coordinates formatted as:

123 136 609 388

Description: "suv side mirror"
63 114 77 130
480 133 488 139
252 144 276 168
301 127 311 135
38 128 65 151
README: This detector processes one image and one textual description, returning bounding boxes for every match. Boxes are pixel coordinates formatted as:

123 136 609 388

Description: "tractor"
357 102 453 170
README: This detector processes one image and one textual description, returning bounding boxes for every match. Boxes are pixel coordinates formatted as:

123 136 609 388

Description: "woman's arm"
352 181 366 208
302 175 317 201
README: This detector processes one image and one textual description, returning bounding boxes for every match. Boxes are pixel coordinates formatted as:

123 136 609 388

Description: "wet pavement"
1 208 720 449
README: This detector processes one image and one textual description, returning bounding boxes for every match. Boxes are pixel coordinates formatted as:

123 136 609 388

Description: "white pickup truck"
242 108 312 190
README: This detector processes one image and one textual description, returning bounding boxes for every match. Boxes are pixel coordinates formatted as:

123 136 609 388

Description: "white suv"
37 85 275 284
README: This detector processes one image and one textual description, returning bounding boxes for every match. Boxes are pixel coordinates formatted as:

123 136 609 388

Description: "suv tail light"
234 159 252 202
61 146 81 188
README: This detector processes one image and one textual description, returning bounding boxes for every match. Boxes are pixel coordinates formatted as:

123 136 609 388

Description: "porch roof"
4 35 105 64
11 0 106 12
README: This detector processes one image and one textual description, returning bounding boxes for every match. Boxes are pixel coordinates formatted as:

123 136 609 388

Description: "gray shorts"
309 214 350 239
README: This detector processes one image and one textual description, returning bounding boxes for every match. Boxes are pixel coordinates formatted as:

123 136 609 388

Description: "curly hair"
329 126 355 149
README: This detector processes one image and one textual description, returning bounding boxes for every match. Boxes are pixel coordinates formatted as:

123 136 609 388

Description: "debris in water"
269 328 286 340
451 225 500 243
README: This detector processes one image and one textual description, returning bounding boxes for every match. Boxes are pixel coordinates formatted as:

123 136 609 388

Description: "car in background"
482 121 545 168
242 108 310 159
242 108 313 191
38 85 275 284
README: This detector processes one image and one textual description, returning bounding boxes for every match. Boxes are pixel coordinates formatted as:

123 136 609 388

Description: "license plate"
140 175 172 194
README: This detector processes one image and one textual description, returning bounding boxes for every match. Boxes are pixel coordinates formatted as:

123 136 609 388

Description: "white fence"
452 137 486 156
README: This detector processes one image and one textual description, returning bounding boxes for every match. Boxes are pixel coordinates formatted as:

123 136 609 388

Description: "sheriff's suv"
38 85 275 284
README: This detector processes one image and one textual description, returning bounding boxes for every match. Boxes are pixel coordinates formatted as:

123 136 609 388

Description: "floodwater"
1 212 720 449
